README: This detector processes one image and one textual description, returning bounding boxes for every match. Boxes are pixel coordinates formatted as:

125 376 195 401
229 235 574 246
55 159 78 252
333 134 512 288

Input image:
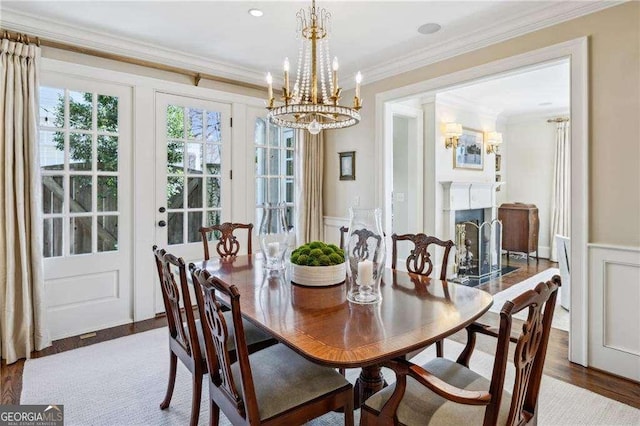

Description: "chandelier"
265 0 362 135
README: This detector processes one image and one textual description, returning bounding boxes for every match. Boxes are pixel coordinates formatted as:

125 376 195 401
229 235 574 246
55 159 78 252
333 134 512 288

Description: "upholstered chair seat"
364 358 512 426
188 316 272 358
230 344 351 422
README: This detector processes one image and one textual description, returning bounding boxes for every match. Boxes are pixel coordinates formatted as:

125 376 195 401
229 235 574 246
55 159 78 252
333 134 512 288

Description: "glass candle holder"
258 203 289 270
345 207 386 304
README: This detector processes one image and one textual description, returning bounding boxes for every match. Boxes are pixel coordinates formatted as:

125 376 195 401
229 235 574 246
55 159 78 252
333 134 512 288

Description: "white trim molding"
376 37 589 366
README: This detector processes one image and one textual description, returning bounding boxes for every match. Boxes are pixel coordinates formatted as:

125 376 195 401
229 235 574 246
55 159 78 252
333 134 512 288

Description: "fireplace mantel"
440 181 502 211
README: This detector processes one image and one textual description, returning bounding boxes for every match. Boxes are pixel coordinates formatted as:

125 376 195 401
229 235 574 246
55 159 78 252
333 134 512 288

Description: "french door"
154 93 231 312
39 74 133 339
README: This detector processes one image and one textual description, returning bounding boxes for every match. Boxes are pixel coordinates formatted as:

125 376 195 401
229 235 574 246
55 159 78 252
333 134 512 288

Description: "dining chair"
200 222 253 260
339 225 350 249
152 246 274 426
190 266 355 426
360 275 561 426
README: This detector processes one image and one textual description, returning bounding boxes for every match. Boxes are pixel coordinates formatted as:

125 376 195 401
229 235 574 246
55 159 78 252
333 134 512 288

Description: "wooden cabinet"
498 203 539 264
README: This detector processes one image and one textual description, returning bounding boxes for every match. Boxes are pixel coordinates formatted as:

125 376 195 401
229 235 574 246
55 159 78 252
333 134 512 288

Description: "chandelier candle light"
265 0 362 134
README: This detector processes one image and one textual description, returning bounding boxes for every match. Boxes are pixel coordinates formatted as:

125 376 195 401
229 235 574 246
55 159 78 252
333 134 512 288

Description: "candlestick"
355 71 362 100
358 259 374 286
332 57 339 95
267 241 280 258
266 72 273 102
283 58 290 96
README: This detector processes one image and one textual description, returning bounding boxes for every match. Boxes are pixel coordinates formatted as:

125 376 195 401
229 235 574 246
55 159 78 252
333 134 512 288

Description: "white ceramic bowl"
290 263 346 287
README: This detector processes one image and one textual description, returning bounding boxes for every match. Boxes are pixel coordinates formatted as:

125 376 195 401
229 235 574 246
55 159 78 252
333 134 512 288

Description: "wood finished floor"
2 255 639 411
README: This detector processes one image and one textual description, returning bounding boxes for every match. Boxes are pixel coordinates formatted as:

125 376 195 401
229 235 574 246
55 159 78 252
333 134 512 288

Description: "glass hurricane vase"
258 203 289 270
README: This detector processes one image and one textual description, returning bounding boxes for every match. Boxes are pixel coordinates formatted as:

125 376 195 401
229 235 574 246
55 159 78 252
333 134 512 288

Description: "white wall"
503 115 562 259
392 116 410 234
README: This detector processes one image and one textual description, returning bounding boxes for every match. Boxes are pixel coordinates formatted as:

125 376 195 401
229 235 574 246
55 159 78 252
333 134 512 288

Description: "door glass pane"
167 105 184 138
254 119 266 146
39 87 64 128
69 91 93 130
69 133 92 171
186 143 203 174
206 111 222 142
187 108 203 140
284 129 295 148
168 212 183 245
207 177 221 208
42 176 64 214
167 141 184 174
97 135 118 171
39 131 65 171
256 147 267 175
205 144 221 175
98 215 118 252
43 218 63 258
97 94 118 132
206 210 221 230
268 177 280 203
187 177 203 208
285 178 294 203
97 176 118 212
70 176 93 213
269 150 280 175
167 176 184 209
70 216 92 255
188 211 203 243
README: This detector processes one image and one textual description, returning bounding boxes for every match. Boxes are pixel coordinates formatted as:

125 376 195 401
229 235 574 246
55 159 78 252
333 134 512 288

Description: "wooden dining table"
196 254 493 407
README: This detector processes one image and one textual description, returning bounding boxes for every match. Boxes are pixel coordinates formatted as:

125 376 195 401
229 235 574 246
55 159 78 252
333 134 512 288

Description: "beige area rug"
22 328 639 425
488 268 570 332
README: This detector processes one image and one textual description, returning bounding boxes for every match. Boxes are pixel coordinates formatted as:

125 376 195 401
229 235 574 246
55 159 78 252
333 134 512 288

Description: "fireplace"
455 220 502 278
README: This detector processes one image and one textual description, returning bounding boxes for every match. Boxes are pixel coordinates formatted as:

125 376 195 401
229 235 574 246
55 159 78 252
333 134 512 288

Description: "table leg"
354 365 387 407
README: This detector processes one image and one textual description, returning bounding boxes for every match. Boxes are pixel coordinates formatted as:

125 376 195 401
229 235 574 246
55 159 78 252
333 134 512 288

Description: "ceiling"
1 1 616 87
437 60 570 118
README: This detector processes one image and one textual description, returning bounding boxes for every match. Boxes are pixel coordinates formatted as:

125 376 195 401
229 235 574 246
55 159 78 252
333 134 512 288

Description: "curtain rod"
1 28 266 91
547 117 570 123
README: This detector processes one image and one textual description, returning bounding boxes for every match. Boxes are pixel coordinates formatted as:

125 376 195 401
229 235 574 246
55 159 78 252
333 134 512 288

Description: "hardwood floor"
2 256 639 410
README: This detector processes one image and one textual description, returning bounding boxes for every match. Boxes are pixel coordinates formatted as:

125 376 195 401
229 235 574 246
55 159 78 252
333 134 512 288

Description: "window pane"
285 207 294 229
254 118 266 145
167 176 184 209
269 149 281 175
284 129 295 148
256 147 267 176
69 91 93 130
40 131 64 171
98 215 118 252
269 124 279 146
69 133 92 171
206 210 221 233
167 105 184 138
43 217 63 258
97 135 118 172
206 111 222 142
187 177 203 208
168 212 183 245
39 87 64 128
42 175 64 214
70 216 92 255
167 141 184 174
285 178 294 203
70 176 92 213
97 176 118 212
256 178 266 205
205 144 221 175
268 177 279 203
188 211 203 243
286 151 294 176
207 177 221 208
187 108 203 140
97 94 118 132
186 143 203 174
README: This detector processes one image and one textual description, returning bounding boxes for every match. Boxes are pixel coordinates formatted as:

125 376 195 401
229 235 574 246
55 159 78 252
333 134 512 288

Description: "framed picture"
339 151 355 180
496 174 502 191
495 154 502 172
454 127 484 170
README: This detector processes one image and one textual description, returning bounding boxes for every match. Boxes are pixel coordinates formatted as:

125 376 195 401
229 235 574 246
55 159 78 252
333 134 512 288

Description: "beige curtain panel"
0 38 51 364
550 121 571 262
295 130 324 245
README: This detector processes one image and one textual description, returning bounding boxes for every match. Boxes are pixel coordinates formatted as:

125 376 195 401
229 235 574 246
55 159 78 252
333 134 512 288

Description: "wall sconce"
485 131 502 154
444 122 463 149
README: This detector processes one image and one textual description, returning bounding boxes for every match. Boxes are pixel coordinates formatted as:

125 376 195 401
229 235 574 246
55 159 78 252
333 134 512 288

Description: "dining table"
195 254 493 407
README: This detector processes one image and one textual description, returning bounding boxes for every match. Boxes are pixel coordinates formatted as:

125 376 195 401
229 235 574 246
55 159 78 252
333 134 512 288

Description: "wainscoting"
588 244 640 382
323 216 349 246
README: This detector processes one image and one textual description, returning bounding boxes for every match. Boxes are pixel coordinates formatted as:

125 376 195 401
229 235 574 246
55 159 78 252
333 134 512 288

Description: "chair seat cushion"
231 344 351 421
189 313 272 358
364 358 512 426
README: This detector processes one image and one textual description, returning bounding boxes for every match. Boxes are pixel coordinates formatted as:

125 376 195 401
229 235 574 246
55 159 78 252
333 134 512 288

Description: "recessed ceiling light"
539 102 553 106
417 23 441 35
248 8 263 17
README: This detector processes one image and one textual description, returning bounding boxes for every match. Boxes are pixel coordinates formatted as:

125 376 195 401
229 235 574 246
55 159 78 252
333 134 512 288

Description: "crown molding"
354 0 623 87
0 8 272 87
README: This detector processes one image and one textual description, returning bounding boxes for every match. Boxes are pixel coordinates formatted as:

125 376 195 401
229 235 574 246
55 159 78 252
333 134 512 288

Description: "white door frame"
374 37 589 366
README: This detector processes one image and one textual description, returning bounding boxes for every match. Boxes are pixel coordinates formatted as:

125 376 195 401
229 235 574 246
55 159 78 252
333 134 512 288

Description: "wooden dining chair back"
200 222 253 260
339 225 350 249
191 268 354 425
152 246 205 426
391 233 454 281
361 276 561 426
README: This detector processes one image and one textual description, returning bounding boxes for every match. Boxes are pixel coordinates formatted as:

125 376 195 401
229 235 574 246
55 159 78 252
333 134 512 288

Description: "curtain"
550 121 570 262
295 130 324 245
0 38 50 364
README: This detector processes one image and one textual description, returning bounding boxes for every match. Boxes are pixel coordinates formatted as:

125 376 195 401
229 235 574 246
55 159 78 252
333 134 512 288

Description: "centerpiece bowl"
290 241 346 287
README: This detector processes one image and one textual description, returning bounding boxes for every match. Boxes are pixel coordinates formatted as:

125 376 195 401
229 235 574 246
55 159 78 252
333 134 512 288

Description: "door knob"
159 207 166 213
158 220 167 227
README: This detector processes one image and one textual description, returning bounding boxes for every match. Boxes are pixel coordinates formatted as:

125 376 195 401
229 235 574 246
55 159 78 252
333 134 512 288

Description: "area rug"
488 268 569 331
21 327 639 425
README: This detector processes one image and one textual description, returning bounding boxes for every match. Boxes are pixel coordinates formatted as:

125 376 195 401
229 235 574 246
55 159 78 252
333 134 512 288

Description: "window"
254 119 295 227
39 87 120 257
